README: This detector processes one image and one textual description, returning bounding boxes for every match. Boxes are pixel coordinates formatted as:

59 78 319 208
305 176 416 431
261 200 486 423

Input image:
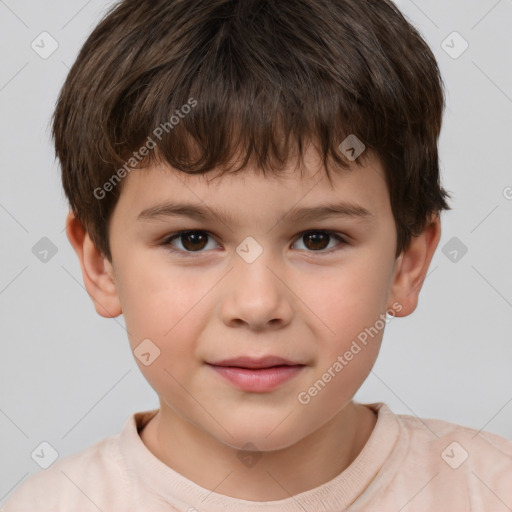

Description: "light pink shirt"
3 402 512 511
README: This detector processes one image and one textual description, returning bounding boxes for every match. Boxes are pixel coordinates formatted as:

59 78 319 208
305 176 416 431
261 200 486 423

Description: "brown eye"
165 231 215 253
163 229 347 256
304 232 330 250
181 231 209 251
292 231 346 253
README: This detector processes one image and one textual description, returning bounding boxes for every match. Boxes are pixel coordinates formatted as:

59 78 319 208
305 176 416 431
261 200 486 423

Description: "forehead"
115 148 391 226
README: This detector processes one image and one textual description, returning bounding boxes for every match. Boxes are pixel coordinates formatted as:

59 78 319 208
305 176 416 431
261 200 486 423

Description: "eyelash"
162 230 349 257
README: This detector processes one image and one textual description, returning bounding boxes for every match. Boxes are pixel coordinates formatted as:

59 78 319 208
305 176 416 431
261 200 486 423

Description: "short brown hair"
53 0 451 262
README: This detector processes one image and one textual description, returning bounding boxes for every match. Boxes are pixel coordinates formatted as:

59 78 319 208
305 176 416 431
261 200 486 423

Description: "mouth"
208 355 304 369
206 356 306 392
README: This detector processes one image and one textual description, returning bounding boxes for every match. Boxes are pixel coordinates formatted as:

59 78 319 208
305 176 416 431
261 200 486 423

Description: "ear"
388 214 441 317
65 211 122 318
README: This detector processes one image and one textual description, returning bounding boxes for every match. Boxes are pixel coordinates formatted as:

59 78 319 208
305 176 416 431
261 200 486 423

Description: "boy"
4 0 511 510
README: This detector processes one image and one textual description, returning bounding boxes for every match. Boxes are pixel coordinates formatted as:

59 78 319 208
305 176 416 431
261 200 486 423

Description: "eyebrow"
137 201 374 226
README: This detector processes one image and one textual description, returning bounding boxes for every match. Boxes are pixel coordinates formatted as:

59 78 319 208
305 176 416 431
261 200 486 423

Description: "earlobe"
65 211 122 318
388 214 442 317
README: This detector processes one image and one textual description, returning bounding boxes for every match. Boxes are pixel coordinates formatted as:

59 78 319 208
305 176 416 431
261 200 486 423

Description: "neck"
139 401 377 501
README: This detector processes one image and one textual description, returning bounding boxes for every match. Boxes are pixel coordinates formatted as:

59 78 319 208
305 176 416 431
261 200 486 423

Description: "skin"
66 146 441 501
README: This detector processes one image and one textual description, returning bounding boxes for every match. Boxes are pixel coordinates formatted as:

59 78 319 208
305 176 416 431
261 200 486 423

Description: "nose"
219 251 294 331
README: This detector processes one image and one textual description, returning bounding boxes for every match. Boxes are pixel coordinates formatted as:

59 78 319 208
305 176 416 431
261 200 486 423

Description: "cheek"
119 267 212 397
118 262 210 359
303 258 392 337
295 267 389 414
297 257 392 401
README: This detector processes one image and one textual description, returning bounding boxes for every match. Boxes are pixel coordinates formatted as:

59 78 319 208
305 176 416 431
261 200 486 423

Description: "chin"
211 416 312 453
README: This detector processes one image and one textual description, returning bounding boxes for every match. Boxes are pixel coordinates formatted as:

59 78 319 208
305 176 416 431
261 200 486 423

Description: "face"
106 147 400 451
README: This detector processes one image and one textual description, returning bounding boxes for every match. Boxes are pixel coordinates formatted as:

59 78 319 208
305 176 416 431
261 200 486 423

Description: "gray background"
1 0 511 504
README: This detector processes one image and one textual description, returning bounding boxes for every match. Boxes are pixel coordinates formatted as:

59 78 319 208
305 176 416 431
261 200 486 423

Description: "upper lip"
207 356 304 369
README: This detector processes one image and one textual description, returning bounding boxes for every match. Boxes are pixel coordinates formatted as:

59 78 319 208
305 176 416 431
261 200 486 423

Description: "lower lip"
207 364 304 392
